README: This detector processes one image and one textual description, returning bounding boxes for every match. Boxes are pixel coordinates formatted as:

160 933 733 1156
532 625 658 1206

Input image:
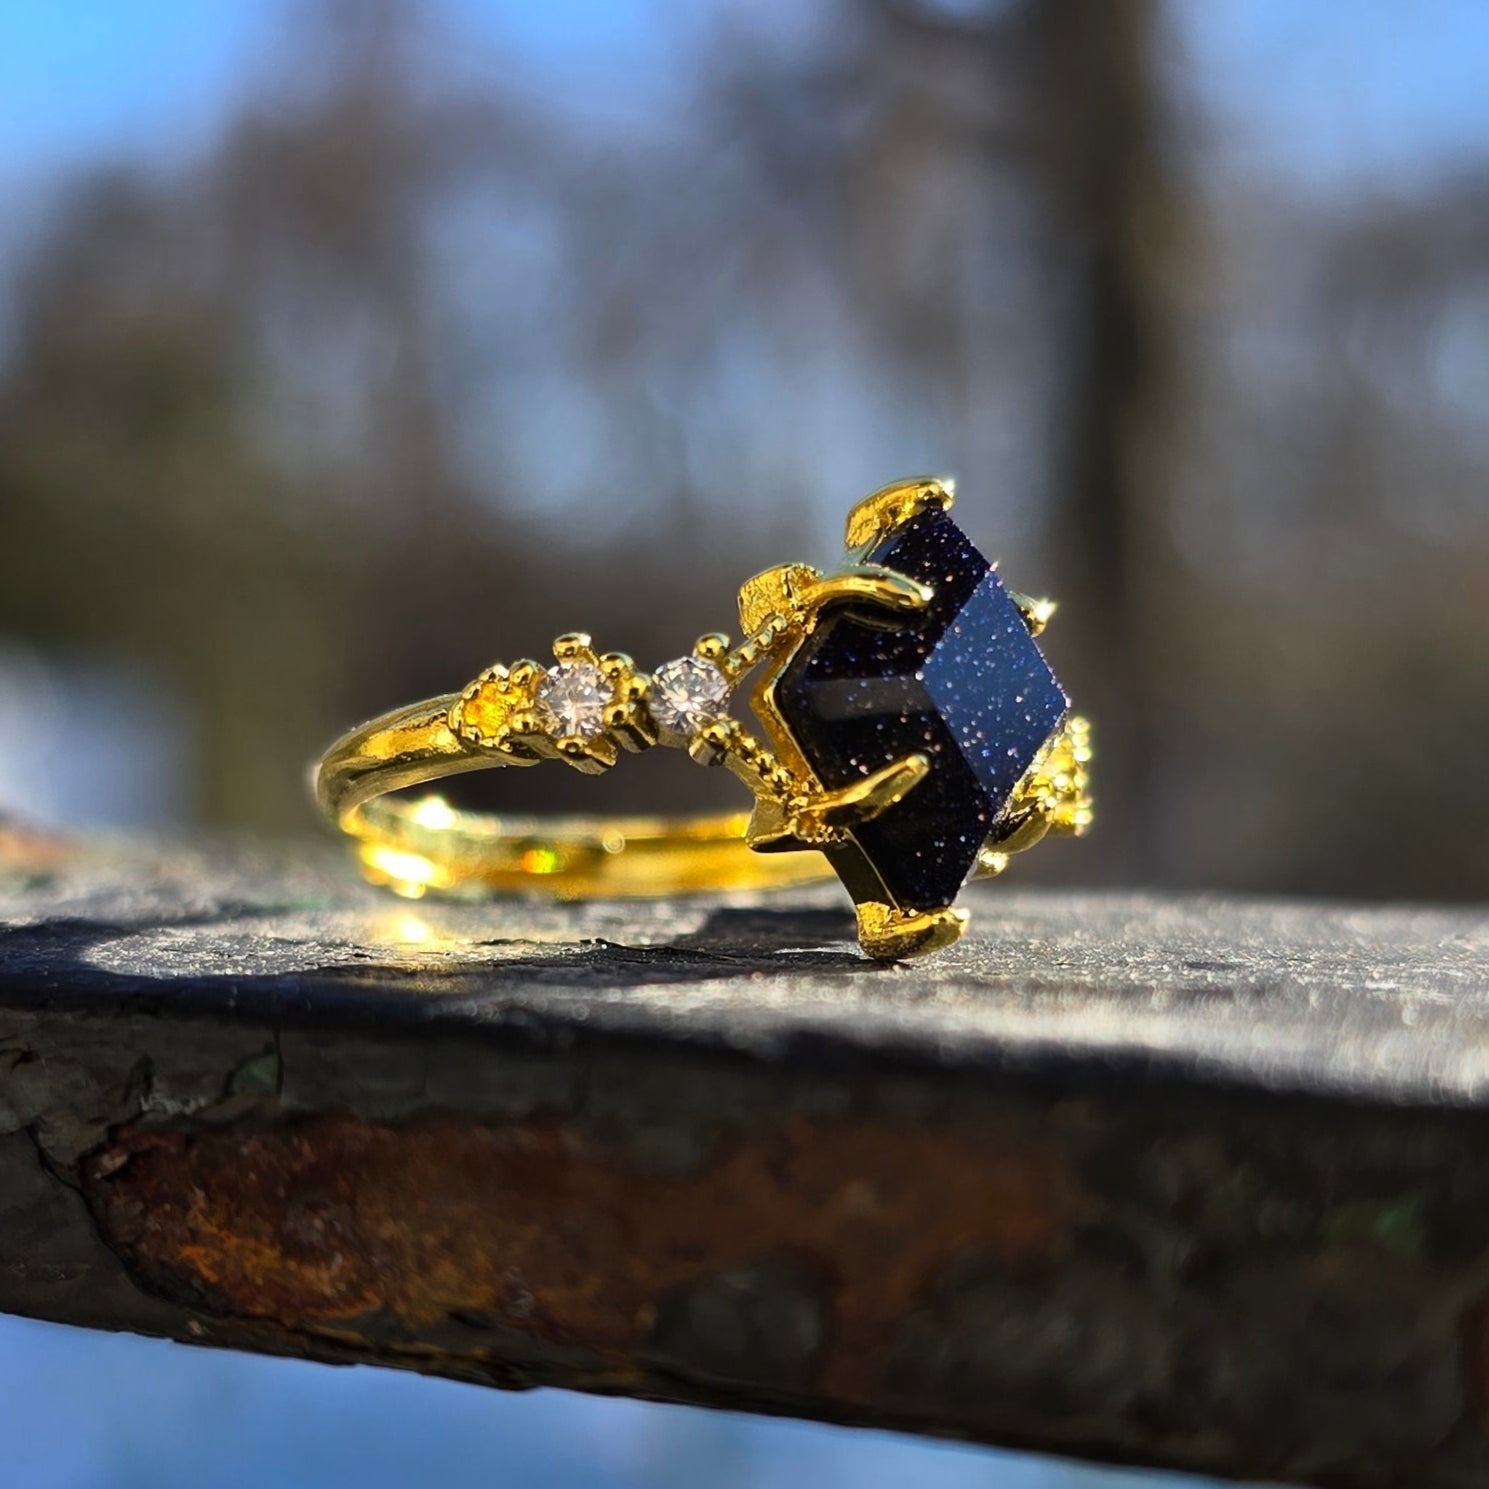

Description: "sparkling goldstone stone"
649 656 731 736
772 508 1068 910
535 661 612 739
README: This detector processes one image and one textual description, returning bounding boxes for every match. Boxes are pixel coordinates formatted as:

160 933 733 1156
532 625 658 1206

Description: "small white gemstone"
650 656 731 736
535 661 612 738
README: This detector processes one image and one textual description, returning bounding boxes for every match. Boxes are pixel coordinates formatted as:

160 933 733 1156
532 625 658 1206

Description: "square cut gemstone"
773 509 1068 909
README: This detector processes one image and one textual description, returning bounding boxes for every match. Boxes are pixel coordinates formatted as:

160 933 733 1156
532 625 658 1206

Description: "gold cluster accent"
984 713 1094 859
450 666 540 766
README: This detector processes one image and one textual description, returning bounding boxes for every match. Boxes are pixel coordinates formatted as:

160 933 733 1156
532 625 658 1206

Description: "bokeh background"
1 1 1486 1485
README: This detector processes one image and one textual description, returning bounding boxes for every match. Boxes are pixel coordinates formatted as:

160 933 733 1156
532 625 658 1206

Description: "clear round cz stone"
535 661 612 739
650 656 731 736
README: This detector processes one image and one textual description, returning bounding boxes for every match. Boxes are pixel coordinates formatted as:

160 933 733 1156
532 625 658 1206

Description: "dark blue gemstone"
773 509 1067 909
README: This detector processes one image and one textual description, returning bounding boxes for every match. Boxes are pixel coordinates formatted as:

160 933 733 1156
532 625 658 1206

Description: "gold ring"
312 477 1092 960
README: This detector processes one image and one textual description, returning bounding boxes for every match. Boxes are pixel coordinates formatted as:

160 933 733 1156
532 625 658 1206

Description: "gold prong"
494 739 543 766
555 734 615 774
1008 591 1057 638
509 660 543 688
844 476 954 551
617 671 651 704
989 808 1053 855
975 847 1011 877
855 901 969 961
604 699 657 752
804 753 930 830
509 706 545 736
597 650 633 679
744 794 801 850
796 566 934 617
688 717 738 767
693 632 730 663
554 632 592 661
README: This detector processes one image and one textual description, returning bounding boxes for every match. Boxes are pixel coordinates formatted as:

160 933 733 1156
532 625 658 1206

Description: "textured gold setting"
312 477 1091 960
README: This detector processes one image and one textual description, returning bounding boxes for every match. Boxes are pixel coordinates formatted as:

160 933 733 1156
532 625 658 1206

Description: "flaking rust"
82 1109 1072 1402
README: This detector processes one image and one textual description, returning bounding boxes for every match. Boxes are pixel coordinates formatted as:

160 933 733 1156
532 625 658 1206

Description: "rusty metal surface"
85 1110 1064 1401
4 831 1489 1486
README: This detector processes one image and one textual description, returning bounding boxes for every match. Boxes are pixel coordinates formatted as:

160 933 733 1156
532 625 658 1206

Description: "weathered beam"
3 824 1489 1487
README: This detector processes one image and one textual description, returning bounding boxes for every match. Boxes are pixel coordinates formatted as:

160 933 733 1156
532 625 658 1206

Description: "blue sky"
1174 0 1489 195
0 0 275 177
0 0 686 179
2 1 1489 194
0 1313 1186 1489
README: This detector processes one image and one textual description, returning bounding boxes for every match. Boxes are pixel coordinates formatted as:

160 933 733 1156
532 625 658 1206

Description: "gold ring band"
312 477 1092 960
315 697 833 899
